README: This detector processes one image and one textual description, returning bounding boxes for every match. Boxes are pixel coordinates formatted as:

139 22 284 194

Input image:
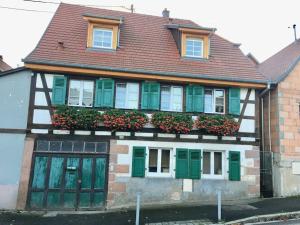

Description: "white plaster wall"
33 109 51 124
34 91 47 106
240 88 255 101
239 119 255 133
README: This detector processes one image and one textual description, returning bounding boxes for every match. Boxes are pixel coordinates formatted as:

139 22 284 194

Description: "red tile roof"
24 3 265 83
0 55 12 72
259 41 300 82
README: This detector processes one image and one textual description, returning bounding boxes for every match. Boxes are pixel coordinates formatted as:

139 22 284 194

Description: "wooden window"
204 89 225 114
229 151 241 181
202 151 224 179
175 149 201 179
132 146 146 177
229 88 241 115
94 79 114 108
141 82 160 110
186 85 204 112
161 85 183 112
186 38 203 58
92 28 113 49
146 148 172 177
115 82 139 109
68 80 94 107
52 76 67 105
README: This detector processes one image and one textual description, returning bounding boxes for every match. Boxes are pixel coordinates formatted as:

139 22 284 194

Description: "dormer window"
93 28 113 49
186 37 203 58
83 13 123 51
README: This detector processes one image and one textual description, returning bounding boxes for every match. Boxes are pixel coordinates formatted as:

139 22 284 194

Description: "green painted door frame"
27 153 108 210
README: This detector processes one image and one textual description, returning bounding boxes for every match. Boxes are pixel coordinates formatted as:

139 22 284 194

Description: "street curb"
225 210 300 224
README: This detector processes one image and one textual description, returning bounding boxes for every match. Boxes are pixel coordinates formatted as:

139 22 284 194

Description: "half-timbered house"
14 3 267 210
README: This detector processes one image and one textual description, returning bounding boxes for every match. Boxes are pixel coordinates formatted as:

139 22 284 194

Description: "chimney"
162 8 170 18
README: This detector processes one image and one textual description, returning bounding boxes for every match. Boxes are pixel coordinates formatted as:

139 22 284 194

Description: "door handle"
67 166 77 171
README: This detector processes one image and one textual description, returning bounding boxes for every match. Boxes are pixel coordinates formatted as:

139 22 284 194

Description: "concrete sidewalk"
1 197 300 225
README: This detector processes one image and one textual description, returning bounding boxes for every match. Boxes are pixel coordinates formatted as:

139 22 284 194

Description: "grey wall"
0 69 31 129
0 69 31 209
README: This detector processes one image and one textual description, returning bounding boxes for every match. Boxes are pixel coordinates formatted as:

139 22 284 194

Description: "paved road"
1 197 300 225
252 219 300 224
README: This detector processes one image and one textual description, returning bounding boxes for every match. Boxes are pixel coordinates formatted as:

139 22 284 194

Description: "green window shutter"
189 150 201 179
102 79 114 107
94 79 114 107
141 82 150 109
186 86 193 112
193 86 204 112
229 88 240 115
94 80 103 107
132 147 146 177
149 83 160 110
229 151 241 181
175 148 189 179
52 76 67 105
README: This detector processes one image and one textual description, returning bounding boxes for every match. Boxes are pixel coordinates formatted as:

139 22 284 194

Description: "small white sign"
292 162 300 175
183 179 193 192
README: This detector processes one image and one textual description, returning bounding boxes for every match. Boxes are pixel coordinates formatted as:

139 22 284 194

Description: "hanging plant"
195 114 239 136
151 112 193 134
101 109 148 131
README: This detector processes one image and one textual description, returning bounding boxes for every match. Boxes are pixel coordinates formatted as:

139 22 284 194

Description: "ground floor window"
147 148 172 177
202 151 224 179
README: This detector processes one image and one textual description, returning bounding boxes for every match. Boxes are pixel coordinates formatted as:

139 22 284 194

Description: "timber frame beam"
25 63 267 89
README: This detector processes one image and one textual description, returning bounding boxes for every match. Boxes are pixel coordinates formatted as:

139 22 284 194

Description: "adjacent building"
259 40 300 197
0 55 12 72
0 3 267 210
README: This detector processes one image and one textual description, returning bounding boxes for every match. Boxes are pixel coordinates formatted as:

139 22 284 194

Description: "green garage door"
28 140 108 210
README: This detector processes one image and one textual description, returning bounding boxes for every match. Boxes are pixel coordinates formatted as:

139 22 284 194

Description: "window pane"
149 149 158 172
73 142 84 152
214 152 222 175
49 141 61 151
215 90 224 98
172 87 183 112
85 142 96 152
93 28 112 48
69 80 80 106
161 86 171 111
96 143 107 153
204 89 213 113
126 83 139 109
203 152 211 174
62 141 73 152
115 83 126 108
161 150 170 173
215 105 224 113
36 140 49 151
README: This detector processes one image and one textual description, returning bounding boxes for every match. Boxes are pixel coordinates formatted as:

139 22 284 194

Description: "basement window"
202 151 224 179
147 148 172 177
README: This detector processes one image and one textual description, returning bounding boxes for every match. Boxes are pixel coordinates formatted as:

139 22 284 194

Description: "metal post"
136 193 141 225
217 190 221 221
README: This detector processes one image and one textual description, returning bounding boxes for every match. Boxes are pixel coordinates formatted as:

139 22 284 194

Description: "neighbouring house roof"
24 3 266 84
259 40 300 83
0 67 27 77
0 55 12 72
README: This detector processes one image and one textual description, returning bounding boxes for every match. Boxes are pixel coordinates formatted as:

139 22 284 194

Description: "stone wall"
107 140 260 209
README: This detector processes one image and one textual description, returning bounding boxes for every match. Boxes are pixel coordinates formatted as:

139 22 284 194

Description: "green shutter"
229 88 240 115
186 85 204 112
175 148 189 179
141 82 150 109
193 86 204 112
229 151 241 181
186 86 193 112
132 146 146 177
141 82 160 110
52 76 67 105
189 150 201 179
149 83 160 110
94 80 103 107
94 79 114 107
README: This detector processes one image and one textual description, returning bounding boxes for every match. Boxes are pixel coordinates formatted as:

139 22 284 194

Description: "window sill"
86 47 116 53
146 173 172 178
68 104 93 108
181 56 209 62
202 175 225 180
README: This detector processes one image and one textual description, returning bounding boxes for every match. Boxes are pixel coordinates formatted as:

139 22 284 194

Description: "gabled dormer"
83 13 123 50
167 24 215 59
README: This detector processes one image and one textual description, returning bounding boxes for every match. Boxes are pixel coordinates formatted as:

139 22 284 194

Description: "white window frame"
68 80 94 107
204 88 225 114
160 85 183 112
202 150 225 179
146 147 173 178
185 38 204 58
115 82 139 109
92 28 113 49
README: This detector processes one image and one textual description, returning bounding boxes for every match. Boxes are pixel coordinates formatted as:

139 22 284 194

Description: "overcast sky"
1 0 300 68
